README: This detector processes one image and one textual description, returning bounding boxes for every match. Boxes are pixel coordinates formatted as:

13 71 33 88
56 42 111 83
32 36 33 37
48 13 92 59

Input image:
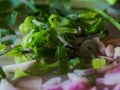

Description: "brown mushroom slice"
13 76 43 90
79 39 99 60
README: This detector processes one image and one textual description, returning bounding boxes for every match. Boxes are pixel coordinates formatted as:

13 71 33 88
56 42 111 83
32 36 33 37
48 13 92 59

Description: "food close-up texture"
0 0 120 90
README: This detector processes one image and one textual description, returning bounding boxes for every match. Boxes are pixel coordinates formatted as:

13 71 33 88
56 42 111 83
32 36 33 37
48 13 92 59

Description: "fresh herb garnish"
0 0 120 76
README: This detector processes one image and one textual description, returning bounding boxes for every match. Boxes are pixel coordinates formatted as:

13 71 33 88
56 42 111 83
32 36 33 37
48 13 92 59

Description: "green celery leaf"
87 17 103 34
34 29 58 48
19 16 37 34
49 14 70 28
12 68 29 80
78 11 97 19
26 58 59 76
48 14 77 35
14 54 32 64
21 29 35 47
6 45 23 56
56 27 77 35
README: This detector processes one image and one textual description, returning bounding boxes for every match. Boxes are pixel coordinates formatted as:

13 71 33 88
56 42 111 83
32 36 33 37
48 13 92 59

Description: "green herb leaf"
87 17 103 34
26 58 59 76
12 68 29 80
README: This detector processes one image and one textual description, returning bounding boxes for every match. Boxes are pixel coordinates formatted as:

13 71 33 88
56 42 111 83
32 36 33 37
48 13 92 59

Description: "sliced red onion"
61 80 71 90
67 73 88 84
97 63 119 74
105 44 114 58
13 76 43 90
114 47 120 59
62 80 89 90
96 78 104 85
98 56 114 61
0 79 18 90
104 65 120 85
113 83 120 90
89 86 97 90
74 69 95 76
44 85 63 90
103 87 109 90
43 77 63 90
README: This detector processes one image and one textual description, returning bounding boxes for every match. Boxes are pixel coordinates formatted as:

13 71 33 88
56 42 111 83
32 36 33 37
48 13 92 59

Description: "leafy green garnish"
0 0 120 76
12 68 29 80
26 58 59 76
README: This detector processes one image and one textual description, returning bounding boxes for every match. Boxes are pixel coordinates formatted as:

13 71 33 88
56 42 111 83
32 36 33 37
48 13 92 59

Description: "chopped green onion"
56 46 68 74
92 58 106 69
